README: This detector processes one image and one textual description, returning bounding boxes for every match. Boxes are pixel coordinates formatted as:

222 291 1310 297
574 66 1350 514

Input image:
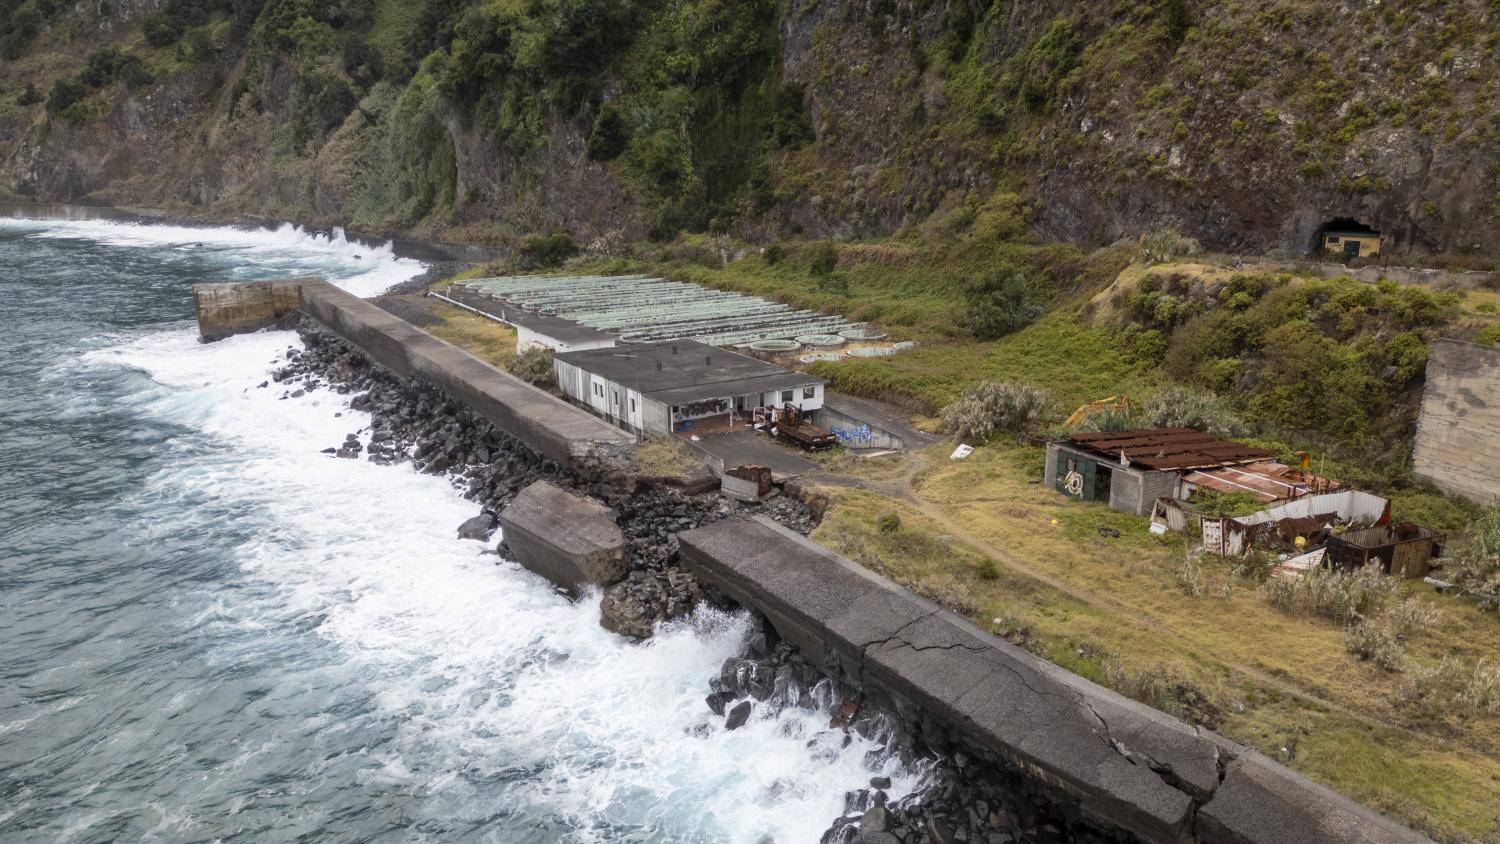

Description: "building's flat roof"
1064 428 1274 472
556 339 824 404
444 288 615 344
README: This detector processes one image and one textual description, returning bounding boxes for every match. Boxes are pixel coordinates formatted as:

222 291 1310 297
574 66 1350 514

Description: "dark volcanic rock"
457 513 497 541
723 700 752 731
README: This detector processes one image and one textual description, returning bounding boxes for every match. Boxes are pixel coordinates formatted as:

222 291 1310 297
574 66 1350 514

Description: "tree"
808 240 838 276
586 103 629 161
966 268 1040 340
16 82 41 106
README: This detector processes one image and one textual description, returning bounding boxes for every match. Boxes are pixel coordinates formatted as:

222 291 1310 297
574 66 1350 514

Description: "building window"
593 382 603 397
630 398 637 413
781 389 793 403
803 385 816 400
1327 236 1340 244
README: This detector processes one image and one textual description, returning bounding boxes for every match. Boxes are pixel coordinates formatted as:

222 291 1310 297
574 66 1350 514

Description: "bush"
966 268 1041 340
507 346 555 386
45 76 87 117
1260 564 1397 624
976 558 1000 581
1345 617 1404 671
942 381 1056 443
808 240 838 276
517 232 580 269
1136 385 1247 437
1448 508 1500 603
1476 324 1500 346
15 82 41 106
117 55 155 89
586 103 629 161
1394 656 1500 716
762 242 785 265
877 512 902 534
1138 227 1202 264
80 47 122 88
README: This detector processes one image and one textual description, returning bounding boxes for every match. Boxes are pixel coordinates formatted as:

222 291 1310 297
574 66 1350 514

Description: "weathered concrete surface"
295 280 635 468
193 278 312 342
498 480 627 593
1414 338 1500 505
1197 753 1430 844
678 516 1431 844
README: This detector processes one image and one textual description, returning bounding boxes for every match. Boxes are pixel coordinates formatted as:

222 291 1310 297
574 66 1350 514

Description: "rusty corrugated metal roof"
1065 427 1274 471
1182 462 1339 503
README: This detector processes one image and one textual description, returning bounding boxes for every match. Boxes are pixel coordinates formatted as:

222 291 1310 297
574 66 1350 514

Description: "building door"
1343 240 1361 259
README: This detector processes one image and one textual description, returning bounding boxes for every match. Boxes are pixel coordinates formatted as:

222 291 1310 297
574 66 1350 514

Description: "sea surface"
0 218 914 843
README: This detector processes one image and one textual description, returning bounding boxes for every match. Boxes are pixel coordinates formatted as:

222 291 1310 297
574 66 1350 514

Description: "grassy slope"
812 446 1500 840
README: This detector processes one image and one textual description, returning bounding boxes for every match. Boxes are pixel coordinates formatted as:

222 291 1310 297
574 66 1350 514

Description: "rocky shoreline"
266 322 1115 844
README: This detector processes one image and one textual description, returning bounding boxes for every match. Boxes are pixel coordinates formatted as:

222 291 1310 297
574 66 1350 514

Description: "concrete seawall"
678 516 1430 844
295 281 635 468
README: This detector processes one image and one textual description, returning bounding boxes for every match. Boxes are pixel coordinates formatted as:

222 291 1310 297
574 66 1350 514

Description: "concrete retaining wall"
1414 338 1500 505
294 280 636 468
678 516 1430 844
193 279 312 342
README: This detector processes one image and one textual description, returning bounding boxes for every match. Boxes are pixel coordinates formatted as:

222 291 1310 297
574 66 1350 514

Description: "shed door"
1343 240 1361 259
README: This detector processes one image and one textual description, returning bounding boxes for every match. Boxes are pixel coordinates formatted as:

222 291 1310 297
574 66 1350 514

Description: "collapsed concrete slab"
677 515 1431 844
295 281 636 469
498 480 627 593
193 278 312 342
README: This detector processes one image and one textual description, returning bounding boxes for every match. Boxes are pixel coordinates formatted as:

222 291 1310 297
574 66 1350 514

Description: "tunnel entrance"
1315 218 1382 260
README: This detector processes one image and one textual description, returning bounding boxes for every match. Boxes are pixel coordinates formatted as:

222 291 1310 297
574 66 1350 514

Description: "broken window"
803 385 816 399
781 389 793 403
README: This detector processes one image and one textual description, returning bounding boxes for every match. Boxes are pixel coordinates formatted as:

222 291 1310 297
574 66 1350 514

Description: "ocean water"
0 219 915 843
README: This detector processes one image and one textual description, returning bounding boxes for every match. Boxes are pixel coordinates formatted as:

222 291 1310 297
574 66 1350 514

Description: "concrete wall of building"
295 281 635 469
678 516 1430 844
193 278 314 342
1414 338 1500 505
815 404 906 450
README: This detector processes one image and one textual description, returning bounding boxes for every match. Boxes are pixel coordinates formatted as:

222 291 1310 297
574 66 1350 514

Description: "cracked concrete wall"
1414 339 1500 505
678 516 1431 844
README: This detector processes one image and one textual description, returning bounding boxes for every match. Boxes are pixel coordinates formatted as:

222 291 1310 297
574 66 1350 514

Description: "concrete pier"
678 515 1430 844
193 278 312 342
498 480 627 593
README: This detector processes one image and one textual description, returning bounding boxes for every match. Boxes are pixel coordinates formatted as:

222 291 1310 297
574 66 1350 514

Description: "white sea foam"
89 329 920 842
0 218 422 297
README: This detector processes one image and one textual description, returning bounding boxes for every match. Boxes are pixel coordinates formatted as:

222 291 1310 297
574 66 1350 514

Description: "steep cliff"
2 0 1498 255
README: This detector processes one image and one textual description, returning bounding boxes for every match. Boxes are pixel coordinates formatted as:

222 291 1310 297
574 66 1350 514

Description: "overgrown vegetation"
941 381 1055 443
1448 508 1500 604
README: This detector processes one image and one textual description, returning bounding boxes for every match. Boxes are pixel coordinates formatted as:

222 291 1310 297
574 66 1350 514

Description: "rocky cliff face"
2 0 1497 256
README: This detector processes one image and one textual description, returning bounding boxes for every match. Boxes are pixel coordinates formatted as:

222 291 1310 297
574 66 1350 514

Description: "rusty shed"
1044 428 1275 516
1324 523 1446 579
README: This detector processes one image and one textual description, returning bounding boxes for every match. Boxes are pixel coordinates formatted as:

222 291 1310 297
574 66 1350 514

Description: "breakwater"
198 277 1431 843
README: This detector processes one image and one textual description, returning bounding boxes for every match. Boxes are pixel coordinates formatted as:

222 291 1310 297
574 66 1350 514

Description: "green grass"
364 0 425 69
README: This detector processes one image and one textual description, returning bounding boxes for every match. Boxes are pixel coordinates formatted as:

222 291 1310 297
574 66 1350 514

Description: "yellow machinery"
1064 395 1132 429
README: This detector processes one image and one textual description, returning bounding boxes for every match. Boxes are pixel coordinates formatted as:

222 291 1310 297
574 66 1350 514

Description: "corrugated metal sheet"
1182 462 1340 503
1065 428 1274 471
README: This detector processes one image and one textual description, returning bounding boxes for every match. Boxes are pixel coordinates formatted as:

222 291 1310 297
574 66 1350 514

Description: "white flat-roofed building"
554 339 825 435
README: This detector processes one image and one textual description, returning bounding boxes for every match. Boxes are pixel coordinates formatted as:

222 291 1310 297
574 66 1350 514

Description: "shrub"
45 76 87 117
1394 656 1500 716
1138 227 1202 264
1260 564 1396 624
1345 617 1404 671
117 55 155 89
808 240 838 276
1476 324 1500 347
80 47 122 88
877 512 902 534
507 346 555 386
517 232 579 269
762 243 785 265
976 558 1000 580
1448 508 1500 603
586 103 629 161
965 268 1041 340
942 381 1056 443
15 82 41 106
1136 385 1248 437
